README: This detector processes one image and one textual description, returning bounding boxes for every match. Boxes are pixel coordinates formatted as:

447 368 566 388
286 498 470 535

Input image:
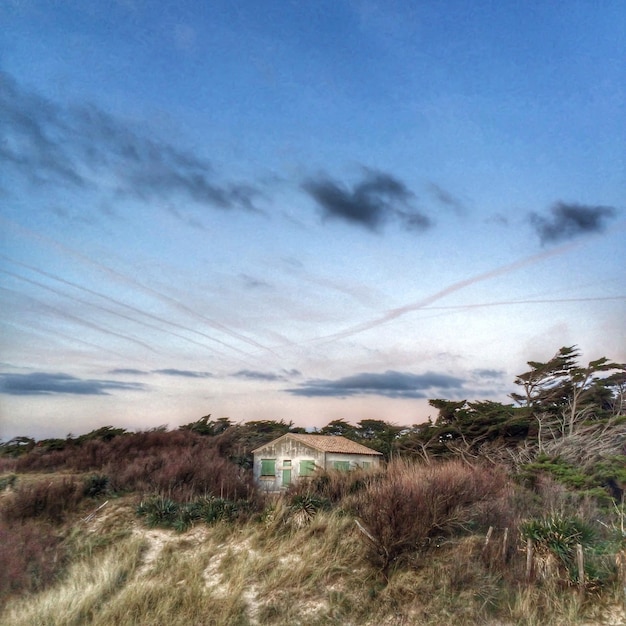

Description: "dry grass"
0 536 147 626
1 463 624 625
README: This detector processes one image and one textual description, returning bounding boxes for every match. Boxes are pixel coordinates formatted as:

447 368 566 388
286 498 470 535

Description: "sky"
1 0 624 441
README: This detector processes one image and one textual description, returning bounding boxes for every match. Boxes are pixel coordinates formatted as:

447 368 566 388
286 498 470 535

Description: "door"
282 460 292 486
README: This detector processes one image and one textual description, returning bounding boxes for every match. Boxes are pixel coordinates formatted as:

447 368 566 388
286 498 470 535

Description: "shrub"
288 493 330 526
136 496 179 529
520 515 619 588
352 459 508 575
0 519 66 603
288 467 382 505
136 495 244 531
2 477 83 524
83 474 109 498
0 473 17 491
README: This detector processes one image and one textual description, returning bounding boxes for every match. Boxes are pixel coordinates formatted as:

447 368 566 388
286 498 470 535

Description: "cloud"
232 368 301 382
302 169 431 231
152 369 213 378
471 368 506 380
316 239 582 343
0 72 259 213
529 202 617 244
287 370 465 398
0 372 145 396
109 368 150 375
427 182 466 214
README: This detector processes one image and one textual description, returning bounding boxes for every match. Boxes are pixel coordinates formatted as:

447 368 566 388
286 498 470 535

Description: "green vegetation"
0 345 624 624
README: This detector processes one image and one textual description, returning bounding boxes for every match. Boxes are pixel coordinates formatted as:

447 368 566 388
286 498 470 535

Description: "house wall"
253 438 325 492
325 452 381 470
253 438 381 492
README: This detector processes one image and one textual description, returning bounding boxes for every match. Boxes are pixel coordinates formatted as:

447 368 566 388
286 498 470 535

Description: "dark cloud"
427 182 465 214
232 368 301 381
529 202 617 244
239 274 272 289
0 72 259 213
472 368 506 380
109 368 150 375
287 370 465 399
0 372 145 396
302 169 431 231
152 369 213 378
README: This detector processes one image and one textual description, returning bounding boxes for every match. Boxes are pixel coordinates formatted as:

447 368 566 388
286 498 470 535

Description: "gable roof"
252 433 382 456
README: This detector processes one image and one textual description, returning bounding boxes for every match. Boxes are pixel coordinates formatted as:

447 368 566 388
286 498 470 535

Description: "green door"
282 460 292 486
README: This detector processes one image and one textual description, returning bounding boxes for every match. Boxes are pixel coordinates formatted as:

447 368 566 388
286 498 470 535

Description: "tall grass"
1 536 147 626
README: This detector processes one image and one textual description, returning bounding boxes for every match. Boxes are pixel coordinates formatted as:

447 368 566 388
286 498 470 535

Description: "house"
252 433 382 491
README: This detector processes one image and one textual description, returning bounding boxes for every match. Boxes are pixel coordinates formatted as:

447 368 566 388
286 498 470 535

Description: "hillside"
1 346 625 625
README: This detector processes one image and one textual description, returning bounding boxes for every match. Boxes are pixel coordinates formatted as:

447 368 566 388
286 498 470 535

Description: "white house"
252 433 382 491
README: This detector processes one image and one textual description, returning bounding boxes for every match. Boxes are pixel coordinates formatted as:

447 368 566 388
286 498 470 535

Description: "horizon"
1 1 624 441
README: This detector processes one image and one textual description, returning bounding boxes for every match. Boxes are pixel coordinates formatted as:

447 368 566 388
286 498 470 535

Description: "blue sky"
1 0 624 440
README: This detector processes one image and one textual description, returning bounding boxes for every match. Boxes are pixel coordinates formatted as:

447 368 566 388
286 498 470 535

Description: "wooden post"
616 550 626 608
484 526 493 547
576 544 585 595
501 527 509 562
526 539 533 581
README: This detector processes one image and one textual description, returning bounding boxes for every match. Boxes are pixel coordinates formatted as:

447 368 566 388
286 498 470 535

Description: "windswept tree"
511 346 625 435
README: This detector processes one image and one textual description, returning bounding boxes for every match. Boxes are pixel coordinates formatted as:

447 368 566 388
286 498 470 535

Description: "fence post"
501 527 508 563
576 543 585 596
526 539 533 581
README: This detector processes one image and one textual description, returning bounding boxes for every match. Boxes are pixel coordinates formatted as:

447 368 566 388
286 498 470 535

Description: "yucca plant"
136 496 179 528
520 515 595 584
288 493 329 526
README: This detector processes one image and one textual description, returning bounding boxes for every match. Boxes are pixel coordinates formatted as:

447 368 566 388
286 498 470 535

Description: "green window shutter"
362 461 370 469
334 461 350 471
299 460 316 477
261 459 276 476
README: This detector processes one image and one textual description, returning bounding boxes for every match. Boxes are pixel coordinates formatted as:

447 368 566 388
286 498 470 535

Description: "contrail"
0 286 160 354
316 240 585 343
1 319 130 360
0 260 251 358
0 216 276 355
424 295 626 310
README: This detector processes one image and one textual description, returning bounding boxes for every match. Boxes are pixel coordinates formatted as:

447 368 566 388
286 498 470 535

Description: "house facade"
252 433 382 491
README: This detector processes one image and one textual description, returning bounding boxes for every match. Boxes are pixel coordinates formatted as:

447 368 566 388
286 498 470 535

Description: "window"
361 461 370 469
283 460 291 467
260 459 276 476
299 460 316 476
334 461 350 471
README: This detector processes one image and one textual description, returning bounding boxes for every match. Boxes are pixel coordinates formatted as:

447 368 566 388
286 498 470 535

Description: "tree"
511 346 626 435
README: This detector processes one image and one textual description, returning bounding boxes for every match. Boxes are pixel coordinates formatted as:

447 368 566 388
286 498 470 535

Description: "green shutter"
362 461 370 469
299 460 316 476
334 461 350 471
261 459 276 476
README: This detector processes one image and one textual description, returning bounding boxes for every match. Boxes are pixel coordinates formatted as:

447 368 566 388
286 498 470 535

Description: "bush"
83 474 109 498
0 519 66 603
520 515 619 588
0 473 17 491
136 495 244 531
352 460 508 574
2 477 83 524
